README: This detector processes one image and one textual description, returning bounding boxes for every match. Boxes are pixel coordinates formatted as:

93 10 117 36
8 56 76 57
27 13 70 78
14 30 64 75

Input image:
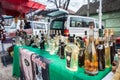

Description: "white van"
30 21 48 36
7 20 48 38
7 20 33 38
50 15 99 38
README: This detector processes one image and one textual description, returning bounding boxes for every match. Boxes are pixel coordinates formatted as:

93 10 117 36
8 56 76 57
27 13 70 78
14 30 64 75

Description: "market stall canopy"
0 0 46 17
47 8 69 17
35 8 69 17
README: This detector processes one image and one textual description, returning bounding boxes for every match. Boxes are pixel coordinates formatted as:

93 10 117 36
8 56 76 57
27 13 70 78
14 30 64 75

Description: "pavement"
0 61 16 80
0 41 17 80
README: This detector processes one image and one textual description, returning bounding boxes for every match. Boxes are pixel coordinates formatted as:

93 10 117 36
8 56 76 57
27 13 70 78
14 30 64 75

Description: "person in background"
24 20 31 29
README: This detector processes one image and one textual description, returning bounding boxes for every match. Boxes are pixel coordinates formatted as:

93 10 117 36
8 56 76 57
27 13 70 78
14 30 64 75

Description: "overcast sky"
33 0 91 12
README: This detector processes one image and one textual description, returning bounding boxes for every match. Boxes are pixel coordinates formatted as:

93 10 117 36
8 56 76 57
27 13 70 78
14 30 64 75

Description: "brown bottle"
97 29 105 71
109 29 116 64
78 31 86 67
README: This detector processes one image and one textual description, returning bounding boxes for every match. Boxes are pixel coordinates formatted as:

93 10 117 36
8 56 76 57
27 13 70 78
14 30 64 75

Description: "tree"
47 0 70 10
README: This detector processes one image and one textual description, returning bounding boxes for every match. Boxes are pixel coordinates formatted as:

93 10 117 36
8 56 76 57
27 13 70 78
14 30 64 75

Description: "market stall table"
12 45 111 80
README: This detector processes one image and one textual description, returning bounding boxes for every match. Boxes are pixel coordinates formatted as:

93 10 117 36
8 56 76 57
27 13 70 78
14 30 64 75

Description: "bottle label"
66 51 72 68
97 45 103 50
109 42 113 46
104 43 109 48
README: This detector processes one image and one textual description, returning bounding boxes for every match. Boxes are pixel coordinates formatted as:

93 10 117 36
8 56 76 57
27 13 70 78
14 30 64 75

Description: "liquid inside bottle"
65 36 79 71
97 29 105 71
104 29 111 68
84 22 98 75
109 29 115 64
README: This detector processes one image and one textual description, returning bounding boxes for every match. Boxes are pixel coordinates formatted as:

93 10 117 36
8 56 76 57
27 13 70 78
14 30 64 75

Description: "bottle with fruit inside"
84 22 98 75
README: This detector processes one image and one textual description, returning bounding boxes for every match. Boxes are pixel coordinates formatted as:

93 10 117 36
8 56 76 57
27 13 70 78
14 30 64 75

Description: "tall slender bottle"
58 33 65 59
84 22 98 75
97 29 105 71
109 29 116 64
104 29 111 68
78 31 86 67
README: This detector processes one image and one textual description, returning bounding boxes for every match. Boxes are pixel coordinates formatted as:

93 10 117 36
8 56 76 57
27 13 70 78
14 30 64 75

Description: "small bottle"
40 33 45 49
32 35 39 48
83 31 87 42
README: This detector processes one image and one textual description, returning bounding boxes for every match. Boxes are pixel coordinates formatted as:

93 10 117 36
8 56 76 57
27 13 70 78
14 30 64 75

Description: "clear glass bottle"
104 29 111 68
47 36 58 55
65 36 79 71
25 35 31 46
97 29 105 71
84 22 98 75
34 35 40 48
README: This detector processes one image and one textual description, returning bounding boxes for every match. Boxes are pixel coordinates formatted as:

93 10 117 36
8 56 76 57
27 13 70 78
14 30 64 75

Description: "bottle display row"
14 23 117 76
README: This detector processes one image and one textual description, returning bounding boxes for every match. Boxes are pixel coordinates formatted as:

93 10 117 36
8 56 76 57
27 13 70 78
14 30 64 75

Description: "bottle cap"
85 31 87 35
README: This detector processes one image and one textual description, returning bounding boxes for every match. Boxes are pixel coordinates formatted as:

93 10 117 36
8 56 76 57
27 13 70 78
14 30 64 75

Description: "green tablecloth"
13 45 111 80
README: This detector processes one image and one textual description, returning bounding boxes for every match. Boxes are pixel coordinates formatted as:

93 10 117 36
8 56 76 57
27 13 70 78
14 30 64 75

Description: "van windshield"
34 23 46 29
70 17 94 28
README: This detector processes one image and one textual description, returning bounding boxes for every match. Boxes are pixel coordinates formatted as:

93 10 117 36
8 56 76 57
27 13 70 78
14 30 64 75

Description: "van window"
70 17 82 27
70 17 94 28
82 18 94 27
34 23 46 29
52 21 64 29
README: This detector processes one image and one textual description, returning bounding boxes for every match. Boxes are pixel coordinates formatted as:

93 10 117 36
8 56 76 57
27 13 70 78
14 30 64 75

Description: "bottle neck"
99 37 104 44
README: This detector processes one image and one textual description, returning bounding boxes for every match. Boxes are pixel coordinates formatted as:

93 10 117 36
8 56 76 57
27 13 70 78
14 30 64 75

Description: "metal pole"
87 0 90 17
1 41 7 67
99 0 102 29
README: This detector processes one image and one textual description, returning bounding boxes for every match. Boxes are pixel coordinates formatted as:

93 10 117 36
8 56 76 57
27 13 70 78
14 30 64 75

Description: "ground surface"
0 42 17 80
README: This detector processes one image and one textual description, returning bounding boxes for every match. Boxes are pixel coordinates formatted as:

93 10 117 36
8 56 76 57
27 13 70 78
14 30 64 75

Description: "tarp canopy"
35 8 69 17
0 0 46 17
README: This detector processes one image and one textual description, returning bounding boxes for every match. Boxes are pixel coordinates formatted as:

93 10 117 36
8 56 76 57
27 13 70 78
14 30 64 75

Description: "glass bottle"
33 35 40 48
112 53 119 73
84 23 98 75
25 35 31 46
65 36 79 71
109 29 116 64
104 29 111 68
97 29 105 71
47 35 57 55
57 33 65 59
77 31 86 67
40 33 45 49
